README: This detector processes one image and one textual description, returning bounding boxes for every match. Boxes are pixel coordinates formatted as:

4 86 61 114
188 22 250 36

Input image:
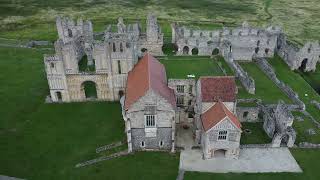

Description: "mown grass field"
238 62 292 104
240 122 271 144
0 0 320 44
0 47 179 180
160 56 226 79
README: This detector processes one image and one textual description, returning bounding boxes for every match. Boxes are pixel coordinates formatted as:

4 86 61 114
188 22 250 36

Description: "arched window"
120 43 123 52
68 29 73 37
200 32 203 37
82 81 97 99
50 62 55 68
183 46 189 55
257 40 260 46
113 42 116 52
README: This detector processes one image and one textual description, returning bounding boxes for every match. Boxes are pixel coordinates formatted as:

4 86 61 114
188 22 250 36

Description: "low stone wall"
298 142 320 148
224 53 255 94
236 106 261 122
255 57 305 110
311 100 320 110
240 144 271 148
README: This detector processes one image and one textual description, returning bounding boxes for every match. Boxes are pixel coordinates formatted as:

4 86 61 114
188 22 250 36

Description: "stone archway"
214 149 226 158
191 48 199 55
141 48 148 53
183 46 189 55
56 91 62 101
280 134 290 146
81 81 97 99
212 48 220 56
118 90 124 99
299 58 308 71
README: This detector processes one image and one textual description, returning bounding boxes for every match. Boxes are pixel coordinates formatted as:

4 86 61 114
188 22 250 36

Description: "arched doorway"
265 48 270 55
191 48 199 55
56 91 62 101
141 48 148 53
212 48 219 56
183 46 189 55
162 43 178 56
280 134 289 146
214 149 226 158
118 90 124 99
255 47 260 54
299 58 308 71
82 81 97 99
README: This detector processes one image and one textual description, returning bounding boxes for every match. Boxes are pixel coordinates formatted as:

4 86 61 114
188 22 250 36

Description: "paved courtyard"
179 147 302 173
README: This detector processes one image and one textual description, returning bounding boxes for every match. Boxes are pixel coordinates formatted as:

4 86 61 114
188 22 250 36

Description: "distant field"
0 0 320 44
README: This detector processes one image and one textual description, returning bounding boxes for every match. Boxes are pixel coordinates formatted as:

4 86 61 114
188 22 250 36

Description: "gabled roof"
201 101 241 132
200 76 237 102
124 54 176 110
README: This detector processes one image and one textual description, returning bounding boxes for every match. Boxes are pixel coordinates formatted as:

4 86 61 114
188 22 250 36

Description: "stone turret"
146 13 161 42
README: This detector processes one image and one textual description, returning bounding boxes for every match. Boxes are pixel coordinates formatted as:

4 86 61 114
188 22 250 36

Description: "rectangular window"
145 115 156 128
117 60 122 74
218 130 228 140
176 96 184 107
189 85 193 94
177 85 185 93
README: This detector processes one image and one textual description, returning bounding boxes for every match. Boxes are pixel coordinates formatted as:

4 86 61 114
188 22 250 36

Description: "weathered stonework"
172 22 280 61
45 14 163 103
262 101 296 147
277 34 320 72
236 107 261 122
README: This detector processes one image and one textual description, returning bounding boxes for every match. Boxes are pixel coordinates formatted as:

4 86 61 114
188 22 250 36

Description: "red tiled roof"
124 54 176 110
201 101 241 132
200 76 237 102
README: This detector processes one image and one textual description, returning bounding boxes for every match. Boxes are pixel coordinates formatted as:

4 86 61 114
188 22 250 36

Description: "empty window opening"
141 141 145 147
265 48 270 54
189 85 193 94
257 40 260 46
82 81 97 99
141 48 148 53
117 60 122 74
212 48 219 55
118 90 124 98
255 47 260 54
159 141 163 147
218 130 228 140
299 58 308 71
183 46 189 55
68 29 73 37
113 42 116 52
120 43 124 52
243 111 249 118
56 92 62 101
50 62 55 68
191 48 199 55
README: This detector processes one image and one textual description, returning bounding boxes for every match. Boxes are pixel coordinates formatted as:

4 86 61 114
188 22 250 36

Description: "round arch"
191 48 199 55
81 81 97 99
212 48 220 55
183 46 189 55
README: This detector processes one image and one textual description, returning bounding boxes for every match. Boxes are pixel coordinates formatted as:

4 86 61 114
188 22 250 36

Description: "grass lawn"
240 122 271 144
298 64 320 95
269 56 320 123
0 47 179 179
238 62 292 104
185 149 320 180
292 111 320 144
160 56 225 79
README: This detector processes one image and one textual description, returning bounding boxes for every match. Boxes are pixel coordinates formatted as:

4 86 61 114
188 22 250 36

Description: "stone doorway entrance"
213 149 226 158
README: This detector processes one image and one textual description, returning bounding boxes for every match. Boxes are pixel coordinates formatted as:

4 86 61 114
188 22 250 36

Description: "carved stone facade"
44 14 163 102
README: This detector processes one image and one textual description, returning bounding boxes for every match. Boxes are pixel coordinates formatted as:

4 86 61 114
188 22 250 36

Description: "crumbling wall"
277 34 320 72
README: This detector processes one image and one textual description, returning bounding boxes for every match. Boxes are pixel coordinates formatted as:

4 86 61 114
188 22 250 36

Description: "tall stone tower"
146 13 161 42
